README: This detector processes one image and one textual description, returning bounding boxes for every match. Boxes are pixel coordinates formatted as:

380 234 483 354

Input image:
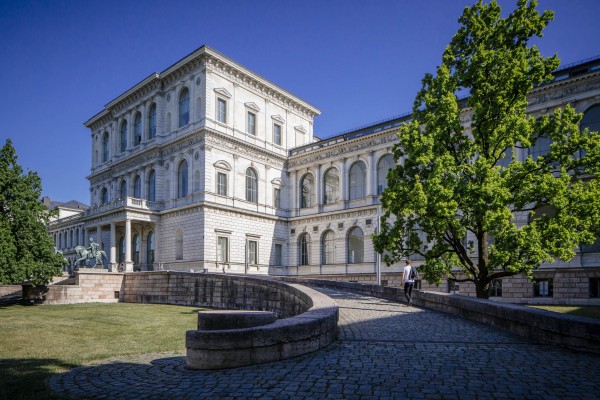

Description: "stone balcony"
85 197 164 217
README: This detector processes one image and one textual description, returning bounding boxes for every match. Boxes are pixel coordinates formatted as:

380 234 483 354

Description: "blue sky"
1 0 599 203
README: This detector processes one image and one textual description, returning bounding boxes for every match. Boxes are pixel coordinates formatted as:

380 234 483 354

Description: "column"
340 158 348 208
140 225 147 271
368 151 376 201
232 154 239 201
291 170 298 216
154 224 160 270
110 223 117 268
125 219 133 272
316 164 323 212
128 110 134 151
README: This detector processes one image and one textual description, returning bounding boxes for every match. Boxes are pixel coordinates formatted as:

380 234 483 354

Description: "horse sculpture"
74 245 107 268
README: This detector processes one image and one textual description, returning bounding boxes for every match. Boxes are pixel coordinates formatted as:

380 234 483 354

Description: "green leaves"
0 139 64 285
374 0 600 298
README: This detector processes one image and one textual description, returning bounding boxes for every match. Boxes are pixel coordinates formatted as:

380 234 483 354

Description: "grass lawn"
0 302 204 400
527 305 600 320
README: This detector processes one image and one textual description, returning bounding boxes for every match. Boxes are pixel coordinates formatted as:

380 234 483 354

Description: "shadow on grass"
178 308 207 315
0 358 77 400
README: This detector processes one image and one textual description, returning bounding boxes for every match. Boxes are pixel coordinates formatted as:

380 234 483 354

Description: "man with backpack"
402 259 417 306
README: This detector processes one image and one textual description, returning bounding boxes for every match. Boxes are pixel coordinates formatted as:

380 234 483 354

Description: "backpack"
410 265 419 280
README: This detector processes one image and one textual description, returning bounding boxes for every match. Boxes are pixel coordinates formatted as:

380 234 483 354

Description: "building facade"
49 46 600 304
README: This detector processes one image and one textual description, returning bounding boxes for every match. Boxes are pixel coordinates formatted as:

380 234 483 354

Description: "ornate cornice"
527 71 600 108
86 46 320 133
289 206 376 226
203 53 319 120
205 204 287 226
288 130 399 169
205 129 287 169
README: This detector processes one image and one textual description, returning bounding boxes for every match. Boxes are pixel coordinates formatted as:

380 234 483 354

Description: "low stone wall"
122 272 313 318
0 285 22 306
40 271 123 305
283 277 600 354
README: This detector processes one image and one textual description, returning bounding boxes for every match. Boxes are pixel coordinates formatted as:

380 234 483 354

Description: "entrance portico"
83 202 160 272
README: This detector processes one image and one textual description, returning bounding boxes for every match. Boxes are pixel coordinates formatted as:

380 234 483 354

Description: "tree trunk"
475 281 489 299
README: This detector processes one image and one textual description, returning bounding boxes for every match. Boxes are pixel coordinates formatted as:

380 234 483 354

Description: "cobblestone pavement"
49 288 600 399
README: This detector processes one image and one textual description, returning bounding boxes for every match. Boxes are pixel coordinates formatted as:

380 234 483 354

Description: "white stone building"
49 46 600 304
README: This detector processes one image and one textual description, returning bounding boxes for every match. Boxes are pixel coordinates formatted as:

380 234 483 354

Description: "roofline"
85 45 320 128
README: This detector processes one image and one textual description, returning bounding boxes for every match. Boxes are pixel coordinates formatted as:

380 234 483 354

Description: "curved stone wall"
122 272 318 317
121 272 339 369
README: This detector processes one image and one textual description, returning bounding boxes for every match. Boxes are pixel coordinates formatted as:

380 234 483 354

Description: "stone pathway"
49 288 600 399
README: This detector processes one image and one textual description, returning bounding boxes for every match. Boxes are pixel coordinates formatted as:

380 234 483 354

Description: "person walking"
402 259 415 306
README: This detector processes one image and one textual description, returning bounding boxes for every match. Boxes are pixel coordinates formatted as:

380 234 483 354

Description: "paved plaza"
49 288 600 399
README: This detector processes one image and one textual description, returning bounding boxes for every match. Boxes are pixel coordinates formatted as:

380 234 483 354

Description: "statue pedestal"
77 267 110 273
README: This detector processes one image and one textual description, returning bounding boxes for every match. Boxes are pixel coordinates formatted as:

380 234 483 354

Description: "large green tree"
373 0 600 298
0 139 64 285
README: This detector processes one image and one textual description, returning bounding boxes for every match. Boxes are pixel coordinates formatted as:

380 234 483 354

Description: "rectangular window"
247 112 256 135
590 278 600 298
217 236 229 263
448 279 459 294
217 98 227 123
489 278 502 297
217 172 227 196
273 123 282 145
274 188 281 208
275 243 283 265
534 279 553 297
248 240 258 265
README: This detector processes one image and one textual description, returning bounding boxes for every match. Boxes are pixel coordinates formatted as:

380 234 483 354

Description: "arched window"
75 228 79 246
179 88 190 127
178 160 188 198
147 170 156 201
118 236 125 263
529 134 551 161
148 103 157 140
132 234 140 267
377 154 394 194
323 168 339 204
246 168 258 203
133 175 141 198
349 161 366 200
147 231 155 268
322 230 335 264
120 120 128 153
299 233 309 266
580 105 600 254
348 227 364 263
176 229 183 260
300 173 314 208
133 112 142 146
119 180 127 199
581 104 600 134
69 230 73 248
101 188 108 204
102 132 110 162
581 104 600 160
